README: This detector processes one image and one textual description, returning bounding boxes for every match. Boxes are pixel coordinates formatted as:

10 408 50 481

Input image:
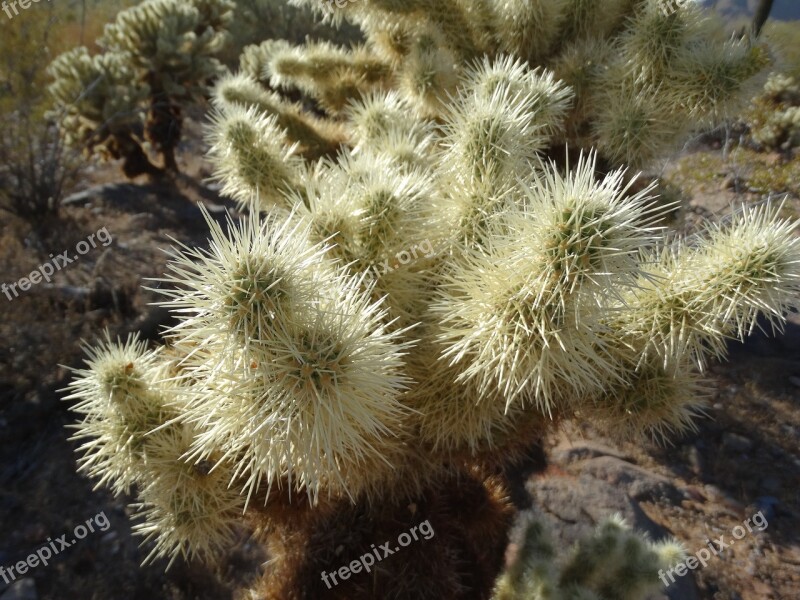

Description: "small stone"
0 579 37 600
549 440 632 467
704 485 745 513
788 376 800 388
760 475 782 494
722 432 753 453
751 580 774 597
101 531 118 544
682 485 707 502
687 445 704 477
721 175 737 190
753 496 779 522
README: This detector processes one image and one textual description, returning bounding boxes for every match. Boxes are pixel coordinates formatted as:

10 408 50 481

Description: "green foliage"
47 48 147 160
741 21 800 153
48 0 234 177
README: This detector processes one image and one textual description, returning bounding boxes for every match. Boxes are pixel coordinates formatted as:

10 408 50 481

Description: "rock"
753 496 780 522
688 191 731 215
721 175 738 190
526 475 700 600
528 475 664 541
688 444 704 477
789 376 800 389
0 579 37 600
549 440 632 467
730 311 800 355
578 456 682 503
62 182 154 207
760 475 782 494
722 433 754 453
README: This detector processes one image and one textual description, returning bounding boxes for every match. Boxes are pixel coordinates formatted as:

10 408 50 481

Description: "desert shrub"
0 114 79 222
0 1 83 223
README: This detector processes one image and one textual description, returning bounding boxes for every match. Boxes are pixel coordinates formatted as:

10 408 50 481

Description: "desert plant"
47 0 234 178
491 513 684 600
0 114 79 222
220 0 361 66
745 72 800 153
62 2 800 599
221 0 771 174
0 1 83 223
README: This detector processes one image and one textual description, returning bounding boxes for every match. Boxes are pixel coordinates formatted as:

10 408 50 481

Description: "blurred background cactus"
60 1 800 599
745 72 800 153
47 0 234 178
741 18 800 155
491 513 684 600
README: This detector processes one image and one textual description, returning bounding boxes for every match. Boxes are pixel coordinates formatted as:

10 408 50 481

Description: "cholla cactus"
492 513 685 600
746 72 800 152
65 333 170 496
230 0 770 171
47 0 234 177
62 5 800 599
46 48 155 178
